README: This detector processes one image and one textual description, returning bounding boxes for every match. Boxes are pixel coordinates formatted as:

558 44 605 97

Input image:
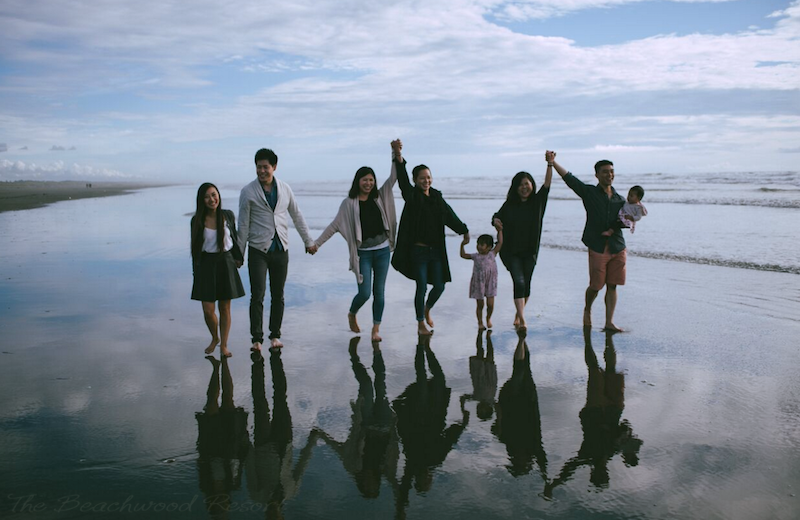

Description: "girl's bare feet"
583 308 592 327
424 307 434 329
220 345 232 357
513 314 520 329
417 321 433 336
348 313 360 333
205 337 220 355
371 324 382 342
270 338 283 348
478 322 486 331
486 317 493 329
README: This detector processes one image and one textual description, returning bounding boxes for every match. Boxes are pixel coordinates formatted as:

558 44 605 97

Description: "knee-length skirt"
191 250 245 302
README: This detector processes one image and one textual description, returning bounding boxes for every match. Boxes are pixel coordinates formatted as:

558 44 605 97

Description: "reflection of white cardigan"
314 162 398 284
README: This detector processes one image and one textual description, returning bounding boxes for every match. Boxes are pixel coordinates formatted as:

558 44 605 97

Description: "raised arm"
547 150 568 179
492 229 503 255
543 150 555 188
380 140 401 194
460 234 471 260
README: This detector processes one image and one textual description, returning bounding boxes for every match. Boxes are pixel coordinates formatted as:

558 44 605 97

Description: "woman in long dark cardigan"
391 150 469 335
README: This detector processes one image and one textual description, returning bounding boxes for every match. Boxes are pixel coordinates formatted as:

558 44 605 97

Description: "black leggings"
505 253 536 299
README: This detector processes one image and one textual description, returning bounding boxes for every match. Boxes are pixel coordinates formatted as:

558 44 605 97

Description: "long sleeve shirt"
563 173 626 254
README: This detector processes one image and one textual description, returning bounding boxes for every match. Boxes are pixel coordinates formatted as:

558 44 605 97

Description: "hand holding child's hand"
461 234 469 245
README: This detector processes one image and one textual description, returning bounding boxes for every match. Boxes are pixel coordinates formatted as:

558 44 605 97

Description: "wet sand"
0 185 798 519
0 180 168 213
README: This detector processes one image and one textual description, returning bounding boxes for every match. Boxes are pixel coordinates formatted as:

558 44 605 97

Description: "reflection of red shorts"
588 245 626 290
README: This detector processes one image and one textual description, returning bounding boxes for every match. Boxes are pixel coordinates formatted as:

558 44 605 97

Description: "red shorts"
588 246 626 291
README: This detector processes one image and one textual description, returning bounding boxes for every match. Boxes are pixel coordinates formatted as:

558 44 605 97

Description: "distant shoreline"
0 180 171 213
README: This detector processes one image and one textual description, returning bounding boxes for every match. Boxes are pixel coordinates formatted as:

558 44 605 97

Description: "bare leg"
202 301 220 354
417 320 433 336
218 300 232 357
603 284 623 332
424 307 434 329
348 312 361 333
476 299 485 330
486 297 494 329
371 323 382 342
584 287 599 327
514 298 526 330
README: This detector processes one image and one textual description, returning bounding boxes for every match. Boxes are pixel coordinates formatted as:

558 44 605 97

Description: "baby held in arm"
602 185 647 236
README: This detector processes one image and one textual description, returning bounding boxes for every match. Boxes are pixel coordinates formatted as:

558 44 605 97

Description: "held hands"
461 234 470 245
306 244 318 255
545 150 556 164
493 217 503 231
391 139 403 161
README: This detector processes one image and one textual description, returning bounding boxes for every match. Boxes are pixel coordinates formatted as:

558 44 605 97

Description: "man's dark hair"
594 159 613 174
629 185 645 200
254 148 278 167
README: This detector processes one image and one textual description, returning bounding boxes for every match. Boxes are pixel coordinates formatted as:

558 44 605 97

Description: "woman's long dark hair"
506 171 536 204
191 183 226 259
348 166 378 199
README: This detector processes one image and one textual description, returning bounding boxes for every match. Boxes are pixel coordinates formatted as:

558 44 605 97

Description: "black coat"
390 160 468 283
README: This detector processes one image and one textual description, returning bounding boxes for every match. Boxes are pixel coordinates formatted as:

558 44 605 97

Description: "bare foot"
270 338 284 348
518 317 527 331
205 337 220 355
602 324 624 333
424 307 434 329
583 308 592 327
348 313 360 333
486 317 492 329
478 323 486 331
371 325 382 342
220 345 232 357
513 314 520 329
250 342 262 352
417 321 433 336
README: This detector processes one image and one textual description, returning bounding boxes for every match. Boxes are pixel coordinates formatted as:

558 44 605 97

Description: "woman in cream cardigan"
313 140 401 341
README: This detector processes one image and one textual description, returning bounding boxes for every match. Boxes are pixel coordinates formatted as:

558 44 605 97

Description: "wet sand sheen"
0 180 169 212
0 185 798 519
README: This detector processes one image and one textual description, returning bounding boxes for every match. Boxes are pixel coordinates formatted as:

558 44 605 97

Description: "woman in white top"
313 140 400 342
191 183 245 357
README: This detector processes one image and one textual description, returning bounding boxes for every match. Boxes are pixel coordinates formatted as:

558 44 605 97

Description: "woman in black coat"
391 149 469 335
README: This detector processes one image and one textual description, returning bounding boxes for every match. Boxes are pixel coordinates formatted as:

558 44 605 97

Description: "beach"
0 181 167 213
0 183 798 519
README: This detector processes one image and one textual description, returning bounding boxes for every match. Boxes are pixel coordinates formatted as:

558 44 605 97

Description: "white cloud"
0 159 131 180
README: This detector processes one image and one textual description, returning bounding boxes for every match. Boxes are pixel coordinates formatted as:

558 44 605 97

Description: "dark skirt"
191 250 246 302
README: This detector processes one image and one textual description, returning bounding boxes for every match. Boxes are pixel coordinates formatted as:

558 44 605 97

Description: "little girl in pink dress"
460 231 503 330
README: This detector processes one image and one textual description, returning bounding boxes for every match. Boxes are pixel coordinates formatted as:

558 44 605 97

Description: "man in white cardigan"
238 148 317 350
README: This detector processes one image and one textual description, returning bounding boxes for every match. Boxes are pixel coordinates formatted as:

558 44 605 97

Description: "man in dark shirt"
550 154 627 332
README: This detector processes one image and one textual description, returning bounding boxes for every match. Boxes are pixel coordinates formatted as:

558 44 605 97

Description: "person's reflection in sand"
246 350 317 519
196 355 251 518
313 337 400 498
393 334 469 519
544 328 643 498
462 329 498 421
491 329 548 481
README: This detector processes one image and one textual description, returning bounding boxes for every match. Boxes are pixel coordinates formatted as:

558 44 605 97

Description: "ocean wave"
542 244 800 275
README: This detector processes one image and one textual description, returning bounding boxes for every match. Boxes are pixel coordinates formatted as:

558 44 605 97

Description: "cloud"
0 159 131 180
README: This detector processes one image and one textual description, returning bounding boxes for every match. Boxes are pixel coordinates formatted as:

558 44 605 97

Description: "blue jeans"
412 245 445 322
350 246 391 324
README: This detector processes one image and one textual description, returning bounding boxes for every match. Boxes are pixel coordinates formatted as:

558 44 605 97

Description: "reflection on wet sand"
544 328 643 498
246 350 316 518
313 337 400 499
196 355 250 518
462 329 498 421
492 330 548 482
393 334 469 519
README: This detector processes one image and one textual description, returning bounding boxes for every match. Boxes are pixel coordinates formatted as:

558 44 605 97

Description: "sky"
0 0 799 183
